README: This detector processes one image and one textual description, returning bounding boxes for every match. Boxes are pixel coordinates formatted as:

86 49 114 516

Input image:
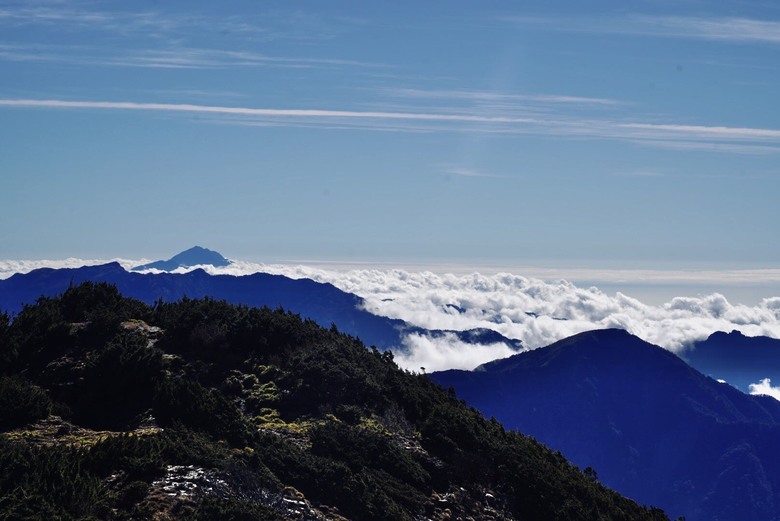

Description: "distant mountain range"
684 330 780 392
0 248 522 356
431 329 780 521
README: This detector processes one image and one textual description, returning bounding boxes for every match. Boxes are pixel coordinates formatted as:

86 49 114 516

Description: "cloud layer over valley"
262 265 780 370
3 258 780 372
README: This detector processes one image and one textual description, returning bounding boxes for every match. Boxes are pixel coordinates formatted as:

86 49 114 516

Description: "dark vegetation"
0 282 669 520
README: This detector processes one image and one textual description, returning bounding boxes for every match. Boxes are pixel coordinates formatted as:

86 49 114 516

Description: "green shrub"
153 378 250 446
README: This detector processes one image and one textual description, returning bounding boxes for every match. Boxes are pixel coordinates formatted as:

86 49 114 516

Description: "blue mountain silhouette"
131 246 230 271
684 330 780 392
0 262 404 348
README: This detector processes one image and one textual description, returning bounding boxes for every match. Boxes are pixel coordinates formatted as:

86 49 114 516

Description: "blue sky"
1 0 779 270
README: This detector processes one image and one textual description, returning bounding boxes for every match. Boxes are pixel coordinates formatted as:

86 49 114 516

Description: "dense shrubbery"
0 376 53 429
0 436 112 520
74 333 163 429
0 282 669 521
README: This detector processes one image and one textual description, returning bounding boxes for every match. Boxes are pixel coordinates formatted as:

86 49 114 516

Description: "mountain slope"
431 329 780 521
0 283 668 521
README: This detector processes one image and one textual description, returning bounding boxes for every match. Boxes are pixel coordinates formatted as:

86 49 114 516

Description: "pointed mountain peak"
131 246 231 271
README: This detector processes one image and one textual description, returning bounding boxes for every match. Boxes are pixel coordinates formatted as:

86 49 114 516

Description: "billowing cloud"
394 333 520 372
749 378 780 401
2 258 780 370
213 262 780 355
0 258 147 279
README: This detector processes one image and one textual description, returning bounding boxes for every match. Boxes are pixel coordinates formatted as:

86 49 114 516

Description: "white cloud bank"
749 378 780 401
0 258 148 279
2 258 780 371
395 333 521 373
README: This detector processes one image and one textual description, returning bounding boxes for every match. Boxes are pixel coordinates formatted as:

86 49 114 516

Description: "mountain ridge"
684 330 780 392
0 282 669 521
431 328 780 521
0 262 523 358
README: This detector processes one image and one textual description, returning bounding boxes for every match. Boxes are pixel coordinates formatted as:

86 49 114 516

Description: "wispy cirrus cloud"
613 170 667 178
2 98 780 153
618 122 780 141
633 15 780 44
0 98 540 123
627 139 780 155
0 6 113 24
387 88 623 107
504 14 780 45
0 43 385 70
0 6 178 36
125 49 385 70
442 167 508 179
0 3 361 43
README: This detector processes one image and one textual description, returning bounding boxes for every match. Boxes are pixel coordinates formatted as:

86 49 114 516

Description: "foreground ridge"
0 282 668 521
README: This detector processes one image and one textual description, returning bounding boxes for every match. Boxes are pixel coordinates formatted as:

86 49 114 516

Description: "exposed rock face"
143 467 349 521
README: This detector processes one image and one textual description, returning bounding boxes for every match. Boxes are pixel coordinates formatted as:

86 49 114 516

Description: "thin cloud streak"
0 44 386 70
0 7 179 37
0 98 541 123
387 88 623 106
2 98 780 152
0 5 355 42
634 15 780 44
503 14 780 45
443 168 507 179
627 139 780 155
613 170 667 178
619 122 780 141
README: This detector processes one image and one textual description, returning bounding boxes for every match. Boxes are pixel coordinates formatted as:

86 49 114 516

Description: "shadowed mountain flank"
431 328 780 521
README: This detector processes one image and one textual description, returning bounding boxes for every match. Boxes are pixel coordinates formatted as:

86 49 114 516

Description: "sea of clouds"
249 264 780 374
2 258 780 376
